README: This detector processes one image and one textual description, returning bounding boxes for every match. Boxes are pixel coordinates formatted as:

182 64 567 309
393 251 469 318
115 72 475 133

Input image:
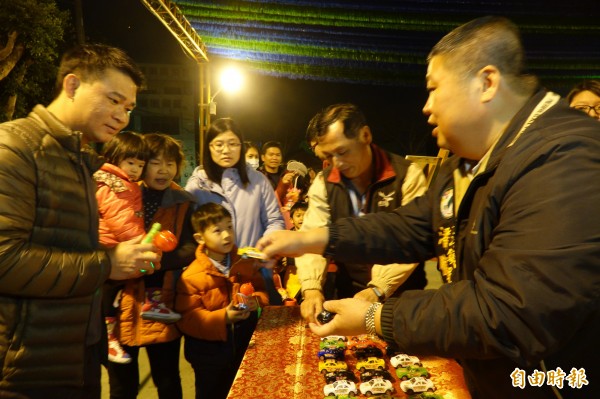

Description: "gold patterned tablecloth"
228 306 471 399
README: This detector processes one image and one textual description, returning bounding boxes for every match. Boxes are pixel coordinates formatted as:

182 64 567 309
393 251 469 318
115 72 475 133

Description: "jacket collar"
326 143 395 185
485 88 551 172
32 105 105 172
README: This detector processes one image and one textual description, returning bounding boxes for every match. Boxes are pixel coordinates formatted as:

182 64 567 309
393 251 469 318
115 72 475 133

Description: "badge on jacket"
440 188 454 219
377 191 395 208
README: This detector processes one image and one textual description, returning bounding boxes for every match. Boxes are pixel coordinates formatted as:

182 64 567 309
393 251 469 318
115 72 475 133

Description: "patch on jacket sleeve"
93 170 128 193
440 188 454 219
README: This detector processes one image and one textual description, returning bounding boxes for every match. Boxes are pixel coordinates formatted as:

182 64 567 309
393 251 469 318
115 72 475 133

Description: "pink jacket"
94 163 145 247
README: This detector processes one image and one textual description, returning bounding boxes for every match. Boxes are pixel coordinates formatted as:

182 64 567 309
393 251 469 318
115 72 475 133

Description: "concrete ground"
100 260 442 398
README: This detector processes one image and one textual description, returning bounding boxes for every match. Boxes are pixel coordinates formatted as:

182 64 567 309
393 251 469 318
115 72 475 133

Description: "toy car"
399 377 436 394
320 338 347 350
322 335 347 342
318 347 345 361
354 346 383 359
237 247 266 260
405 393 444 399
324 370 357 384
347 335 386 352
317 310 335 324
395 365 430 381
359 377 394 396
319 359 348 374
359 368 394 382
356 357 385 372
323 380 358 397
390 353 422 368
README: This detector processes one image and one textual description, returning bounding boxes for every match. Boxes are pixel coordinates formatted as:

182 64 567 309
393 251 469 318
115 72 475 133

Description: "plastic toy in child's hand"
237 247 267 260
233 283 255 311
153 230 178 252
142 222 162 244
317 310 335 324
140 223 162 274
239 282 255 296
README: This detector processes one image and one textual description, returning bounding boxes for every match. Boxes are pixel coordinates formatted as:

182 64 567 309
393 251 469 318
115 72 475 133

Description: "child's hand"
244 296 259 312
225 302 251 324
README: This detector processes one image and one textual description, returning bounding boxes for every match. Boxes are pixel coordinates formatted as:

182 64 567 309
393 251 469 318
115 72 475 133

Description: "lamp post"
200 65 243 165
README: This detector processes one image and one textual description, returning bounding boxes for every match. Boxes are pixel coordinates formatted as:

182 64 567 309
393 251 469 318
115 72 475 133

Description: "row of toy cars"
319 334 443 398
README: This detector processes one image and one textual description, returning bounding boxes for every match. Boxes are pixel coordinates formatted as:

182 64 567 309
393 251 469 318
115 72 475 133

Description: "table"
228 306 472 399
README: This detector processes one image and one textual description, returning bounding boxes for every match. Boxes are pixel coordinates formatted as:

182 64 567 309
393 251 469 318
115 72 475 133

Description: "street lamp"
209 66 243 115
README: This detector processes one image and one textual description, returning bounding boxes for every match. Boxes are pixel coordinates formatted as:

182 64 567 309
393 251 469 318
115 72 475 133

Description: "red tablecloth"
228 306 471 399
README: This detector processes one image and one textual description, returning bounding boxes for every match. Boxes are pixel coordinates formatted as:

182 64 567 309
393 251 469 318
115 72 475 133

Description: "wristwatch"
370 286 385 303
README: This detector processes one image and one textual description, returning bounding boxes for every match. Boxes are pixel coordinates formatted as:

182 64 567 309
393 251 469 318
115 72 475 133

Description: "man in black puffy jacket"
258 17 600 399
0 44 160 398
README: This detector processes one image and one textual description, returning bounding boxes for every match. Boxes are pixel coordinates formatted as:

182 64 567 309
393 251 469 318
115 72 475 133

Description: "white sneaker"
140 301 181 323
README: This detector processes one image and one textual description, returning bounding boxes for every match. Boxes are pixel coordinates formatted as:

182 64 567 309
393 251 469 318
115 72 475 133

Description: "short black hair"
101 131 148 166
290 201 308 218
144 133 185 180
55 43 145 97
261 141 282 155
311 103 367 140
191 203 232 234
567 80 600 104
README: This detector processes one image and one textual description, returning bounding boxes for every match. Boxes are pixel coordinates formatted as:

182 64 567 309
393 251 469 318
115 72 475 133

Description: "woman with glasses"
185 117 285 253
567 79 600 121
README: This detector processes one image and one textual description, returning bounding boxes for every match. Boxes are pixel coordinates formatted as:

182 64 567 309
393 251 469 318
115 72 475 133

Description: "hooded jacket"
326 90 600 398
0 105 110 390
94 163 145 247
175 245 270 342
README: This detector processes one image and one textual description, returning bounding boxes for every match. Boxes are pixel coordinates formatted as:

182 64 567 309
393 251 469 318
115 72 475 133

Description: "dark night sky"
80 0 439 163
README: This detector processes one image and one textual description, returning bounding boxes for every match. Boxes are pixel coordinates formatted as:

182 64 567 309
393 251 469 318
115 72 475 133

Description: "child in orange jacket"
176 202 269 399
94 131 147 365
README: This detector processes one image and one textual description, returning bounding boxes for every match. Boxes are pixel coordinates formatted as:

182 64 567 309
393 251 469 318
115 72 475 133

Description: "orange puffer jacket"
175 245 270 342
116 183 193 346
94 163 145 248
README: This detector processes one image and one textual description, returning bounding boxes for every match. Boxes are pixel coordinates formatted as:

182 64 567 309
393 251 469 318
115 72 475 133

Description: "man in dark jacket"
258 17 600 399
295 103 429 323
0 44 160 398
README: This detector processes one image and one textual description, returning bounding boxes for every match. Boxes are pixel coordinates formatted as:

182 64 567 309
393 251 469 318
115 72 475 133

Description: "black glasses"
574 105 600 115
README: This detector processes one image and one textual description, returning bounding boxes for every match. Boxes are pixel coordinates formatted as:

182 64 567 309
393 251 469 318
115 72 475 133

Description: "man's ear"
478 65 500 103
63 73 81 100
193 232 204 245
358 126 372 145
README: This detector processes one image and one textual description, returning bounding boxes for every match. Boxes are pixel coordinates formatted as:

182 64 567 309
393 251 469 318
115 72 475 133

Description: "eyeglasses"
574 105 600 115
210 141 242 152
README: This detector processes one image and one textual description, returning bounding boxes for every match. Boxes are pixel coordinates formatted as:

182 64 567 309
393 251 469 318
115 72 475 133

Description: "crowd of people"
0 15 598 399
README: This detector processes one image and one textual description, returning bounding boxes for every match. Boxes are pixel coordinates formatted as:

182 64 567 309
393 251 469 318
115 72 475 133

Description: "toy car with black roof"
318 347 345 361
359 368 394 382
324 370 357 384
354 346 384 360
